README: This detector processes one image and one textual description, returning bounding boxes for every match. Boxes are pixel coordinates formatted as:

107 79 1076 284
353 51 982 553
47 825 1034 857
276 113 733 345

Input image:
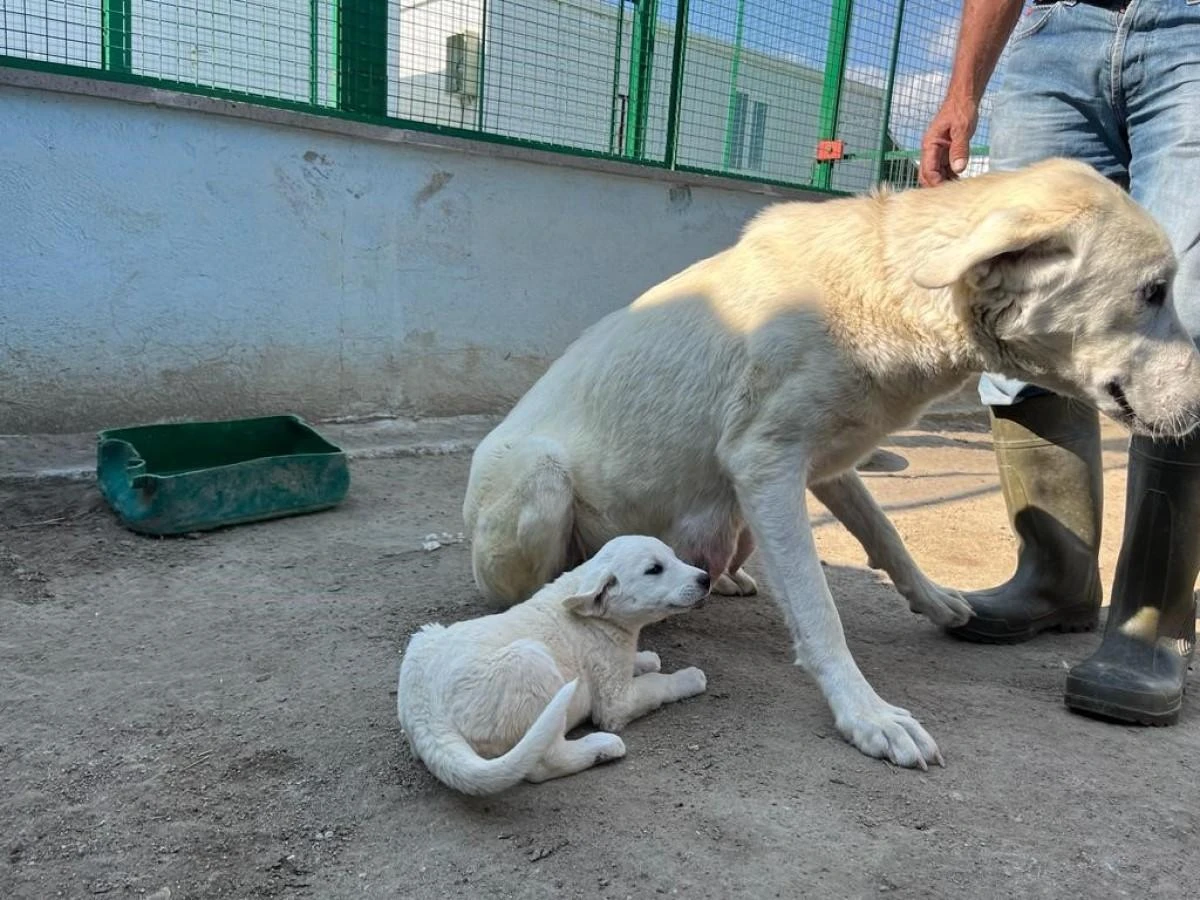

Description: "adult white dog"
397 536 710 795
463 158 1200 769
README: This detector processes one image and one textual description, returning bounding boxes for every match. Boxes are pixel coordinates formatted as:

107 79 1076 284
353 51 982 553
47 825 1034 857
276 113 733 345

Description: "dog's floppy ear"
564 572 618 618
913 207 1070 290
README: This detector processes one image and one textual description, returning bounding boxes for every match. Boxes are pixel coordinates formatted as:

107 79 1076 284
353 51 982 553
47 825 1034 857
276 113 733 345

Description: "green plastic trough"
96 415 350 536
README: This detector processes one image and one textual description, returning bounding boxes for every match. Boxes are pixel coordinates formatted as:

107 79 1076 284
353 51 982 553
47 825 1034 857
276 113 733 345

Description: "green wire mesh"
836 0 996 191
675 0 832 183
1 0 998 192
2 1 97 65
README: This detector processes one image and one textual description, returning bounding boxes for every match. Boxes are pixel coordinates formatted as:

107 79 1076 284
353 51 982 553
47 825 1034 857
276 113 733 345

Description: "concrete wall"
0 77 818 434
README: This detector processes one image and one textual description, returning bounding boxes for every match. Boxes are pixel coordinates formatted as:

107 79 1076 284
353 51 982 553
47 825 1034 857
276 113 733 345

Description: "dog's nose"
697 573 711 591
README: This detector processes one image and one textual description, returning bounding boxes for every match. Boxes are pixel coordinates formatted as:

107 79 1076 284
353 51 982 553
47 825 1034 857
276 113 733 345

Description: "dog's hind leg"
469 438 576 604
633 651 662 675
525 733 627 783
810 472 972 627
673 516 757 596
713 527 758 596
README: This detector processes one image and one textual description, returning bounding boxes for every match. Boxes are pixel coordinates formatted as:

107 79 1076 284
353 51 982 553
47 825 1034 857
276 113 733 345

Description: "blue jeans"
979 0 1200 406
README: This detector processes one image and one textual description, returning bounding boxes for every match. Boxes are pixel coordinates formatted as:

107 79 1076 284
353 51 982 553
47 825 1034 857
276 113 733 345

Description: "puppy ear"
564 573 618 618
913 207 1071 290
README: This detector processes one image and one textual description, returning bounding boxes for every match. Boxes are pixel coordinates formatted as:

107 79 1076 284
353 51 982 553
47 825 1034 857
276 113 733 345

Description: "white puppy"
464 158 1200 769
396 535 710 796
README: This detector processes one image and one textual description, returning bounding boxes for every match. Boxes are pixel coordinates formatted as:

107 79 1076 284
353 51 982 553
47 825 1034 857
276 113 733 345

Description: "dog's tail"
415 679 577 796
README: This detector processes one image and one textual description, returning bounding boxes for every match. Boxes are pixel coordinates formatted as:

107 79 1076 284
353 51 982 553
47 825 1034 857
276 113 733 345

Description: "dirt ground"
1 418 1196 900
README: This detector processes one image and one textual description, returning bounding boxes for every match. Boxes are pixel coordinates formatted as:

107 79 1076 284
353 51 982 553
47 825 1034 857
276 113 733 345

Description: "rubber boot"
1064 433 1200 725
947 394 1104 643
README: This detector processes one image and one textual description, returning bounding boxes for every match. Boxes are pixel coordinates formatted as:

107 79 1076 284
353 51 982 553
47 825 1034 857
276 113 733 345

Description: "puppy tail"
421 679 578 796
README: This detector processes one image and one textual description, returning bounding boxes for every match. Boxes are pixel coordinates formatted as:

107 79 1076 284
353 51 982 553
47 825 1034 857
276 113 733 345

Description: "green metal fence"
1 0 994 193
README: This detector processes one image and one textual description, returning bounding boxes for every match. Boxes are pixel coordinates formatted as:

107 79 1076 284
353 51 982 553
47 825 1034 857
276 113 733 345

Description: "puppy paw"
582 732 627 765
671 666 708 698
905 582 973 628
713 568 758 596
634 651 662 675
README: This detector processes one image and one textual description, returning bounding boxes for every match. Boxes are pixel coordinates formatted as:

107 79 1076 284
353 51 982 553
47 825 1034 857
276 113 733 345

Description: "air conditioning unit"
446 32 480 100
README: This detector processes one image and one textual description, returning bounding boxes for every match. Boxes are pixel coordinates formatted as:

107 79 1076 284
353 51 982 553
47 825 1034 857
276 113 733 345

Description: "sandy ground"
1 418 1196 900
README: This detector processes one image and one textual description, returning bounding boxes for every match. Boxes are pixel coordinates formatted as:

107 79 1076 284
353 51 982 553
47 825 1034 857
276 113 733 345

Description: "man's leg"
948 2 1125 642
1064 0 1200 724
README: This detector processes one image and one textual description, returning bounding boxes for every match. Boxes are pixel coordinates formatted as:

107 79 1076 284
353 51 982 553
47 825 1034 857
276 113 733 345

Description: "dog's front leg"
592 668 707 732
729 449 943 769
810 472 972 627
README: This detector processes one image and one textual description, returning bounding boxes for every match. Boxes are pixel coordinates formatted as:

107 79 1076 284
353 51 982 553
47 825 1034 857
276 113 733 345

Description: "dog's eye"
1141 281 1168 307
644 562 663 576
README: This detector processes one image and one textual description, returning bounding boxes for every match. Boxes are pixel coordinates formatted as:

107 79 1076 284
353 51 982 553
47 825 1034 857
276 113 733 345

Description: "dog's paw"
905 582 973 628
582 732 627 765
713 568 758 596
634 651 662 675
834 700 944 771
672 666 708 698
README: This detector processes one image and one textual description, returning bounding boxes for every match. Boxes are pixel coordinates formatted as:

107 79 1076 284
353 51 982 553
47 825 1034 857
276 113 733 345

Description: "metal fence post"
721 0 746 170
813 0 853 190
663 0 690 168
309 0 321 106
337 0 388 117
625 0 659 159
609 0 627 154
477 0 489 130
873 0 906 184
101 0 132 75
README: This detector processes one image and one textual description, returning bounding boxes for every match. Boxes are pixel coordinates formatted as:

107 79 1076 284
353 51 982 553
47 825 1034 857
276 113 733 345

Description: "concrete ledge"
0 404 985 485
0 67 823 203
0 415 502 485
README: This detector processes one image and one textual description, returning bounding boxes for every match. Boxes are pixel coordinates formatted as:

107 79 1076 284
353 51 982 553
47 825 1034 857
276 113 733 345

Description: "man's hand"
916 0 1024 188
919 93 978 187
